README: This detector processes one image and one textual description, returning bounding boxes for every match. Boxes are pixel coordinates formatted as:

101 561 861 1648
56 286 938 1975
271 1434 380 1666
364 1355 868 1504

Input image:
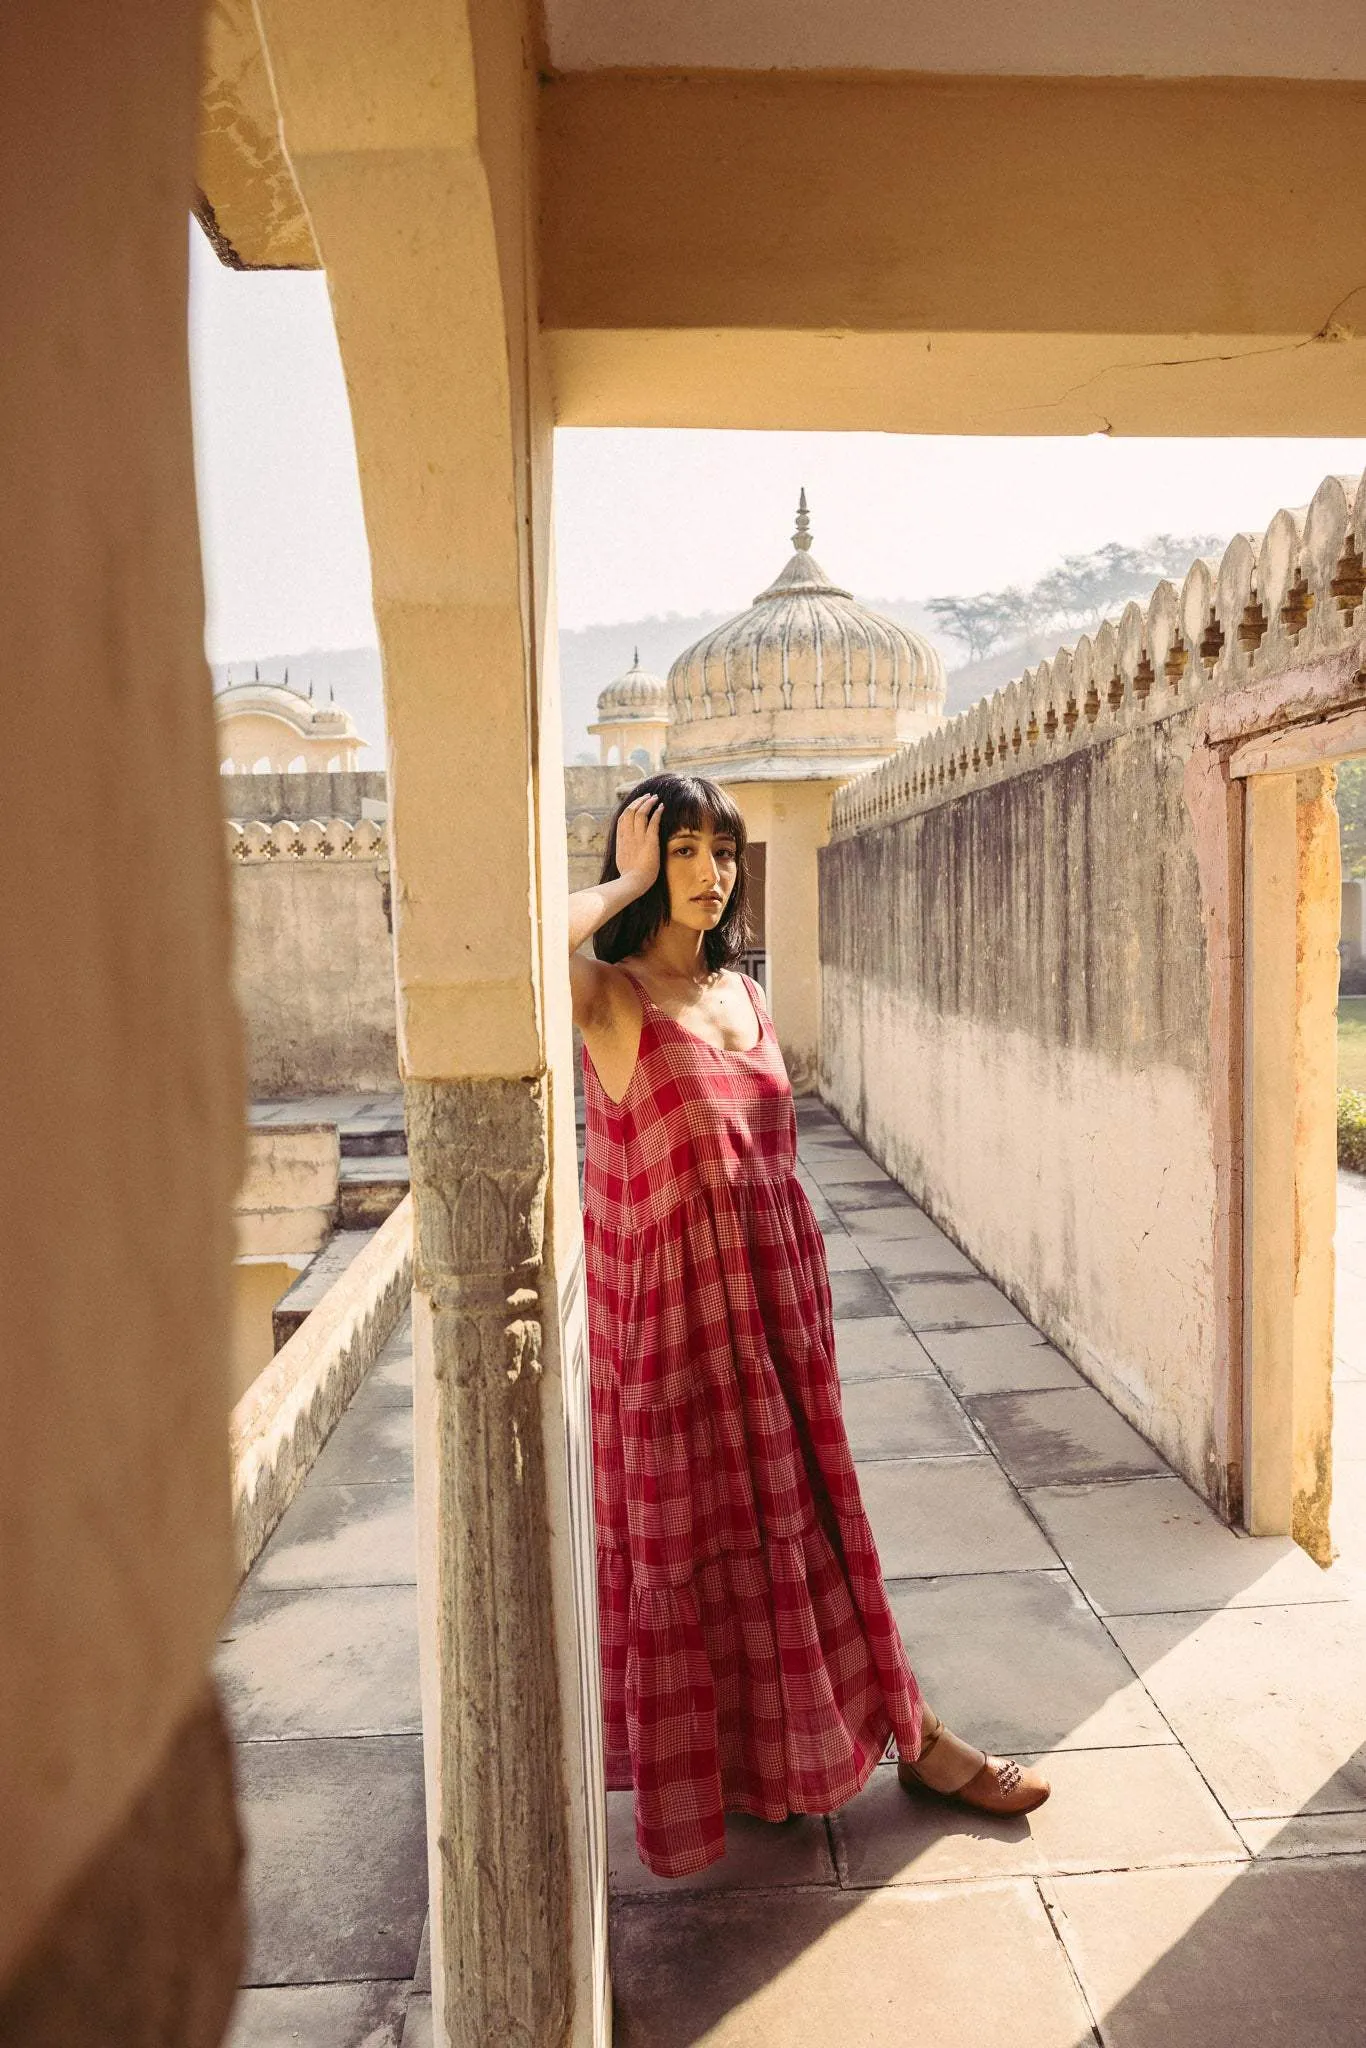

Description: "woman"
569 771 1049 1877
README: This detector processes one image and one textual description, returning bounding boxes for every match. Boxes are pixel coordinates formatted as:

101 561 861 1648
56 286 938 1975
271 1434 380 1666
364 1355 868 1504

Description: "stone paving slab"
225 1981 410 2048
348 1365 416 1414
309 1398 414 1486
820 1230 873 1271
219 1583 421 1739
862 1458 1059 1578
607 1793 836 1894
804 1153 899 1187
1235 1810 1366 1858
1106 1603 1366 1817
859 1233 978 1280
832 1744 1245 1888
609 1883 1094 2048
236 1735 427 1986
796 1178 839 1225
399 1999 433 2047
250 1479 416 1590
843 1373 979 1461
1026 1476 1343 1616
966 1387 1168 1487
369 1317 415 1396
1048 1857 1366 2048
886 1274 1028 1332
889 1571 1174 1753
828 1267 898 1319
833 1315 937 1382
835 1196 945 1239
919 1324 1086 1397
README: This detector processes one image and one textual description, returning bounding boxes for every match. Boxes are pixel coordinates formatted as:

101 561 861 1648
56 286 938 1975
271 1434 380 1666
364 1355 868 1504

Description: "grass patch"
1341 1088 1366 1173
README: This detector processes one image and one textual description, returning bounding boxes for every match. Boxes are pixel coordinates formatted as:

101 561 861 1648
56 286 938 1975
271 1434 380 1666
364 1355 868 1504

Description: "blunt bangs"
592 772 752 971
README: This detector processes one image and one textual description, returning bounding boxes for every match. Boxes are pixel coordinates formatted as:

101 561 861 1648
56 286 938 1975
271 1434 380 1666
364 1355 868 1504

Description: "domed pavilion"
215 671 364 774
587 650 669 771
666 490 943 779
664 494 945 1089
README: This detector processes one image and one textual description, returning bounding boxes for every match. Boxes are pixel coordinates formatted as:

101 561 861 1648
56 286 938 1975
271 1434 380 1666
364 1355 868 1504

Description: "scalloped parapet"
830 467 1366 840
226 816 388 861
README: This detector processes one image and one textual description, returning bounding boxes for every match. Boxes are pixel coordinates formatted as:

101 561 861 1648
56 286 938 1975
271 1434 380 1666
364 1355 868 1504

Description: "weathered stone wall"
564 762 633 891
229 821 398 1097
822 712 1223 1492
221 768 387 824
823 465 1366 1522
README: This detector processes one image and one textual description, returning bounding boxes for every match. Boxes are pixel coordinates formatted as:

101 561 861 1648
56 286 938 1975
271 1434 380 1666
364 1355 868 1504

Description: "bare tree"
929 532 1226 667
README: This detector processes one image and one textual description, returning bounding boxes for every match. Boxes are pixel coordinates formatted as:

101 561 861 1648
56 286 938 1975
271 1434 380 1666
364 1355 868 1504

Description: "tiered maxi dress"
582 969 924 1877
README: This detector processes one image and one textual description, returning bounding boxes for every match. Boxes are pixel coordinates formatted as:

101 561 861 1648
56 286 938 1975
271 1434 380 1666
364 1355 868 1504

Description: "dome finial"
633 646 640 668
793 487 812 553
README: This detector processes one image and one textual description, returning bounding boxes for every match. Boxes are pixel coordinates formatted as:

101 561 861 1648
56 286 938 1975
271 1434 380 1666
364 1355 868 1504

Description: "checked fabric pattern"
583 971 924 1878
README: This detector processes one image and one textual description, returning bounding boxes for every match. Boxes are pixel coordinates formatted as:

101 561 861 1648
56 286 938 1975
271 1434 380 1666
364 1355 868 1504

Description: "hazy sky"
189 223 1366 656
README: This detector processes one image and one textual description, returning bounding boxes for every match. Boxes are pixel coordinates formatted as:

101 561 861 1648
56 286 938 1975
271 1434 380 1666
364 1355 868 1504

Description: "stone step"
339 1155 410 1228
271 1227 380 1348
340 1119 407 1158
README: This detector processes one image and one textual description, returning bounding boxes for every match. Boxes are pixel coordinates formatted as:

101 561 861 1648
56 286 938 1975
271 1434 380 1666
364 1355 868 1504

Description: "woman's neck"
638 926 711 985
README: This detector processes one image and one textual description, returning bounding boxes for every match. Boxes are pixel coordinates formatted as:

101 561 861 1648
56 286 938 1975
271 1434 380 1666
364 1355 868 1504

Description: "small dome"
665 492 945 780
215 672 362 745
596 650 668 720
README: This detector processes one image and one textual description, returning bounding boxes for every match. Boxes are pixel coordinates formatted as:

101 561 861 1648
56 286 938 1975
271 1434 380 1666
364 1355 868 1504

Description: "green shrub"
1339 1088 1366 1173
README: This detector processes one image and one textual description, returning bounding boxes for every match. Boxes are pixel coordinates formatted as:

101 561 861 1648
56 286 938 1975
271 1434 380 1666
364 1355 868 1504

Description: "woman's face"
663 815 740 935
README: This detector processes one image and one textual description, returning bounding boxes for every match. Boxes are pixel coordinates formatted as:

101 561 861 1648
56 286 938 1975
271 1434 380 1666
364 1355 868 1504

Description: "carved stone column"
407 1078 573 2045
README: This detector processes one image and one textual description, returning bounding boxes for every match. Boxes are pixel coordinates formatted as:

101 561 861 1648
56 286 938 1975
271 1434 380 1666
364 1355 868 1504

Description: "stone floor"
218 1106 1366 2047
219 1312 431 2048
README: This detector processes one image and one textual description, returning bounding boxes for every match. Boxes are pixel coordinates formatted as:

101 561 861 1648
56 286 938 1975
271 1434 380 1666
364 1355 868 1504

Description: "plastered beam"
197 0 319 267
542 71 1366 433
252 6 606 2043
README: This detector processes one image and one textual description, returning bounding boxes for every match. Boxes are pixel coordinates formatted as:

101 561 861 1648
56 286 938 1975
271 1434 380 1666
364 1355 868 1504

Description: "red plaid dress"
583 970 924 1877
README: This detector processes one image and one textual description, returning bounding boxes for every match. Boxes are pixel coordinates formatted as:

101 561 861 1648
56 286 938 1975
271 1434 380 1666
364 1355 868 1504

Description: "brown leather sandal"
897 1710 1051 1817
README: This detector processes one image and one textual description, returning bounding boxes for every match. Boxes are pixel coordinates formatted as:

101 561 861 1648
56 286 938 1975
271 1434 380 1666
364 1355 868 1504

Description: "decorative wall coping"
227 816 388 861
831 467 1366 839
229 1195 412 1574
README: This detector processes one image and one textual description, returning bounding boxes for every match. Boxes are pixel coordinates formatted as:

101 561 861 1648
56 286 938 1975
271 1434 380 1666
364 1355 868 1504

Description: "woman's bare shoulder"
737 967 769 1012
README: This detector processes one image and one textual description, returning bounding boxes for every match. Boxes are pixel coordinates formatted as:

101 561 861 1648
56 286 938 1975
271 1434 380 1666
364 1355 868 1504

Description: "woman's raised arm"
567 792 662 1030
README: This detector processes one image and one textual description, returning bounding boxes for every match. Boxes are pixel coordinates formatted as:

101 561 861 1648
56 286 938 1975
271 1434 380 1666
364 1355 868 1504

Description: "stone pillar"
254 4 607 2042
735 780 839 1094
1242 767 1339 1561
1 0 244 2031
1243 773 1298 1535
1291 767 1339 1563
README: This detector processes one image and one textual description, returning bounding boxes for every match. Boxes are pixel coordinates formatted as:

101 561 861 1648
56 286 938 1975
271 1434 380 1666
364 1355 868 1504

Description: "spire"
308 677 314 699
329 683 335 702
283 665 290 687
253 661 260 682
633 645 640 668
792 487 812 553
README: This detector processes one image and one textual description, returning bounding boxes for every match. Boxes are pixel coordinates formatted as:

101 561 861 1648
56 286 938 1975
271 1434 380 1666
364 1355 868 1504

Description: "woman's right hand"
614 793 663 897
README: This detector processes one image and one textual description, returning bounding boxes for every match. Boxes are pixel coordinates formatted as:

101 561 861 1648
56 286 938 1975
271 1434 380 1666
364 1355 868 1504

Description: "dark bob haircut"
593 771 751 972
